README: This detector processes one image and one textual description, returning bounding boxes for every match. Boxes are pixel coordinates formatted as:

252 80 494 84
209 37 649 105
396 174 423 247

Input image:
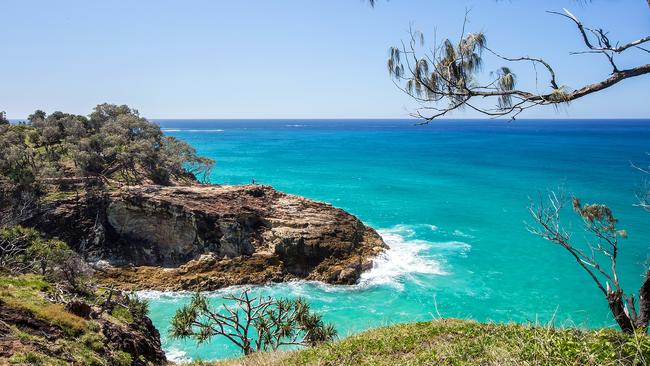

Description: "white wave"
136 290 192 300
165 348 191 363
359 227 446 289
428 240 472 256
161 129 181 132
138 224 470 297
286 124 305 127
137 285 254 300
452 229 475 239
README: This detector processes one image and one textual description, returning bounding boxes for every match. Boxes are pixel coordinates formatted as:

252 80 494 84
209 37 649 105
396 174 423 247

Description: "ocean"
142 119 650 362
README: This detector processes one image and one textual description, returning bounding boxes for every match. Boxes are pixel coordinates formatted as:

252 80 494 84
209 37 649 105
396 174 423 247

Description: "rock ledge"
33 184 387 291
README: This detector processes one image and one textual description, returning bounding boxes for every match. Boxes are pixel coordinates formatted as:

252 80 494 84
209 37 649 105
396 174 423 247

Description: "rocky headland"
29 184 387 291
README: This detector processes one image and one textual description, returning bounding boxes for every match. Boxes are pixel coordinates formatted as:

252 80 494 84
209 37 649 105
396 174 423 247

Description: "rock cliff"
30 184 387 291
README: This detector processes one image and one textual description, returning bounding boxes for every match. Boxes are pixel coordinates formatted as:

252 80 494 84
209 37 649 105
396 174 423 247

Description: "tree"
0 225 90 291
528 192 650 333
373 0 650 333
0 111 8 125
0 226 41 273
170 290 336 355
0 103 216 222
383 3 650 121
0 124 41 209
27 238 71 276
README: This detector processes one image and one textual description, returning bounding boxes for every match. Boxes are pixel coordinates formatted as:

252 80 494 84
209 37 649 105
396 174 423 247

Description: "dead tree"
0 231 30 273
385 4 650 121
528 192 650 333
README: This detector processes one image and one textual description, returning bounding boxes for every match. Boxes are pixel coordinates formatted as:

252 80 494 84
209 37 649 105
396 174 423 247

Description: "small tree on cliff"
0 225 91 291
170 290 336 355
528 192 650 333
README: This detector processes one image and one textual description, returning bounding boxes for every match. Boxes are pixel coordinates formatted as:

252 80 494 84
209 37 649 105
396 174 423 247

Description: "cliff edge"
30 184 387 291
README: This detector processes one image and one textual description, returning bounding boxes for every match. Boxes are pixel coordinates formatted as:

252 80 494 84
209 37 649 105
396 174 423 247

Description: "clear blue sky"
2 0 648 119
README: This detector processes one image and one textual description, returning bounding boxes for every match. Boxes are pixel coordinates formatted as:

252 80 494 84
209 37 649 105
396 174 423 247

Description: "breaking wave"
165 348 190 364
358 225 470 289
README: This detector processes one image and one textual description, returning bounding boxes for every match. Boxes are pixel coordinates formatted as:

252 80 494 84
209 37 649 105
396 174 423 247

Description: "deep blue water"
143 119 650 362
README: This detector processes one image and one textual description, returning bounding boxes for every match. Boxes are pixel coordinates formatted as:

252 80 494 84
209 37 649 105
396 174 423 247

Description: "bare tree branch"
528 192 650 333
388 7 650 122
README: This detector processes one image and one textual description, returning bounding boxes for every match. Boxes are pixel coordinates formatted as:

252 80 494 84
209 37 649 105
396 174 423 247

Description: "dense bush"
24 103 214 184
0 226 90 291
0 103 214 222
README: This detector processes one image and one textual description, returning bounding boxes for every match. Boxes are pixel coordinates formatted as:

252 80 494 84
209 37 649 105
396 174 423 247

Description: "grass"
203 319 650 366
0 274 88 335
110 305 134 324
41 189 79 203
8 352 69 366
0 274 141 366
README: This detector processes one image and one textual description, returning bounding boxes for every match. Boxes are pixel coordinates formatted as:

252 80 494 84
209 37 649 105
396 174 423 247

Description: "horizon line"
8 117 650 122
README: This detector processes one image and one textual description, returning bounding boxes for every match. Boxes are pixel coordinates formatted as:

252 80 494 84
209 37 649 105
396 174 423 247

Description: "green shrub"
111 351 133 366
8 351 67 366
111 306 134 324
125 292 149 322
80 331 105 352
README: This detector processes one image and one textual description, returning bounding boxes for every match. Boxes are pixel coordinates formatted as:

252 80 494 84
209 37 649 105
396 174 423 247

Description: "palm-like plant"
170 290 336 355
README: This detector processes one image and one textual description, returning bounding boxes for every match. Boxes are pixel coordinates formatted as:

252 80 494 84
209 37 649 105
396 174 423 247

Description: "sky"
2 0 649 120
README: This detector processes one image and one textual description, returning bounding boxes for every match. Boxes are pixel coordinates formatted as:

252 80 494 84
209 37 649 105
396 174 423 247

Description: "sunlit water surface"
143 119 650 362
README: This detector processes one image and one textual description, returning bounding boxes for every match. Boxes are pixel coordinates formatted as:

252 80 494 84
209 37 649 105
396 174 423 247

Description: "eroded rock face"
31 184 387 290
107 200 198 263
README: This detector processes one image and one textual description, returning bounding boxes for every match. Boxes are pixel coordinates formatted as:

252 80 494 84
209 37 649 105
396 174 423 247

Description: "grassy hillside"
0 274 163 366
203 319 650 366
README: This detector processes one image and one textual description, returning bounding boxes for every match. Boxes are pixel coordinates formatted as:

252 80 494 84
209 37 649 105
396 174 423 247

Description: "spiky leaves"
496 67 516 109
389 31 493 117
528 193 650 333
387 8 650 121
169 290 336 356
387 47 403 79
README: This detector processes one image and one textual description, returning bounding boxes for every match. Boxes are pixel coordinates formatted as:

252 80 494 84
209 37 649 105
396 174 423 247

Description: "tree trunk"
607 290 634 333
242 342 253 355
635 270 650 331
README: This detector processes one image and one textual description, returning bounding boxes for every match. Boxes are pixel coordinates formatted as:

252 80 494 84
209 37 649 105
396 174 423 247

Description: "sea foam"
165 348 190 364
359 226 456 289
138 224 470 297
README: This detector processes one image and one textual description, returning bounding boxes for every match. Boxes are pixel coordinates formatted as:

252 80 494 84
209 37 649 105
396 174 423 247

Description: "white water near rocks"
141 225 470 362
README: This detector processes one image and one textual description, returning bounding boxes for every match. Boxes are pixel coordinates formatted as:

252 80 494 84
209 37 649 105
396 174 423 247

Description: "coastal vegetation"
170 290 336 356
1 2 648 365
0 103 214 227
529 194 650 334
379 0 650 336
0 273 166 365
1 105 345 364
382 1 650 121
195 319 650 366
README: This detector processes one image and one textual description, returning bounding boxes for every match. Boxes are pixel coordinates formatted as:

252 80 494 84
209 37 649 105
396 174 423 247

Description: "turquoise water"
144 119 650 362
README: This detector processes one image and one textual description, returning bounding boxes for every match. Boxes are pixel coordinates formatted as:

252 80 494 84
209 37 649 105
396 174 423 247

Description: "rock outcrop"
30 184 387 290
